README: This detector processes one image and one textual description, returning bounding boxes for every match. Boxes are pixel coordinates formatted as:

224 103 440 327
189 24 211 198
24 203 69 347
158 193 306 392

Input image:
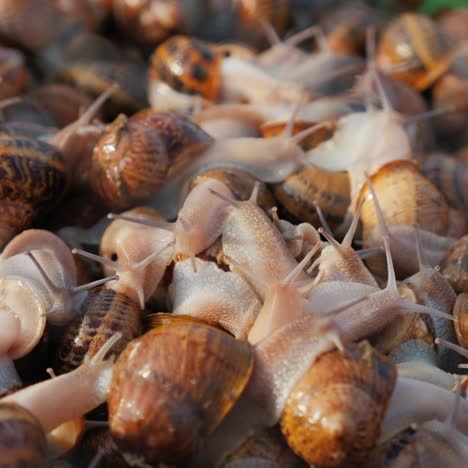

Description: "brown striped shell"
420 154 468 213
273 166 350 232
150 35 223 101
377 13 454 91
440 235 468 293
280 341 396 467
190 168 275 214
109 316 254 465
0 135 66 248
0 403 47 467
454 293 468 348
90 110 212 209
55 287 141 374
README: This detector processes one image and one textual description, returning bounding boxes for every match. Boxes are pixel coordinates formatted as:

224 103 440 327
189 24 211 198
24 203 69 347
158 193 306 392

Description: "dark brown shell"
109 317 254 465
190 168 275 213
377 13 453 90
280 341 396 467
273 166 350 232
454 293 468 348
0 135 66 248
0 403 47 467
150 35 223 101
91 111 212 209
440 234 468 293
55 287 141 374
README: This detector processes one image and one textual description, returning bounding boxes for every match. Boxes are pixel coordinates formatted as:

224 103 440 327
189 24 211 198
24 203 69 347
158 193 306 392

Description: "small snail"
108 316 254 465
90 110 212 210
440 234 468 293
55 286 142 375
0 46 30 100
149 35 307 105
280 341 396 466
377 13 454 90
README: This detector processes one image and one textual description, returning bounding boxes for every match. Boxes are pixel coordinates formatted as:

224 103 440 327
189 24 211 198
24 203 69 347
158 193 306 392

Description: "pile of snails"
0 0 466 467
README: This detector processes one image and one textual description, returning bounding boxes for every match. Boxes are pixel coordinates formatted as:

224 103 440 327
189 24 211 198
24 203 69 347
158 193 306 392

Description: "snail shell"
109 316 254 465
0 46 30 100
454 293 468 348
0 402 47 466
90 110 212 209
190 168 275 214
55 287 142 374
280 341 396 466
419 154 468 213
377 13 453 90
273 166 350 232
440 234 468 293
150 35 223 101
0 135 67 248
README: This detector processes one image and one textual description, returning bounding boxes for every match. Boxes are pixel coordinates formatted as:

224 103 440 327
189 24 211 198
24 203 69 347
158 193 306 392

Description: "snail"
86 206 174 308
0 402 47 466
280 341 396 466
108 316 254 465
1 332 121 434
419 154 468 213
55 286 142 375
149 35 307 105
358 168 465 278
376 13 454 91
437 8 468 46
169 257 260 339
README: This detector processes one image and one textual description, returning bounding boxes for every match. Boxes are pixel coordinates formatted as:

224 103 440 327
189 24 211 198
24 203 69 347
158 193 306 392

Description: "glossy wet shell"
0 403 47 467
273 166 350 231
55 287 141 374
0 135 66 247
377 13 453 90
109 318 254 465
440 234 468 293
190 168 275 213
280 341 396 467
150 35 222 100
454 293 468 348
